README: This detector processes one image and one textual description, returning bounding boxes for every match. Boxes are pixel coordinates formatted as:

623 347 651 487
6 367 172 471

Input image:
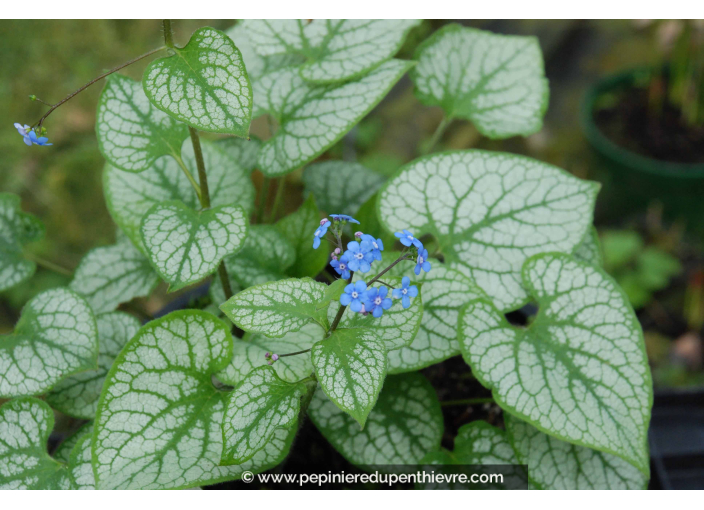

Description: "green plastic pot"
580 69 704 231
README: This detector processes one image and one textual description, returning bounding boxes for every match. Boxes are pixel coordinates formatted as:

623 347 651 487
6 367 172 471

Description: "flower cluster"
311 213 429 319
14 123 52 147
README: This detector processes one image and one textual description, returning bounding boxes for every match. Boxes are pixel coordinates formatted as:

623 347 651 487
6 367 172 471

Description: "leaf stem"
188 126 234 301
277 348 312 358
172 153 202 200
188 127 211 209
162 20 174 48
440 397 494 407
25 253 73 276
256 177 270 224
423 116 451 155
376 279 396 289
268 177 286 223
32 46 166 130
329 270 354 333
367 252 412 286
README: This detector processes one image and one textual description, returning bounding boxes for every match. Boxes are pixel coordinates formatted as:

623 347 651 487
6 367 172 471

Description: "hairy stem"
32 46 166 129
423 116 451 155
188 127 234 301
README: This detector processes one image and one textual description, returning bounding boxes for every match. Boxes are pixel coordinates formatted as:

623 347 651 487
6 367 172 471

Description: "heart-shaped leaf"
69 235 159 314
459 253 652 473
411 24 549 139
96 73 189 173
385 265 485 373
308 373 443 465
221 277 329 337
92 311 294 489
216 323 324 386
241 19 420 83
143 27 252 135
256 59 413 177
140 201 247 291
0 193 44 292
276 195 330 278
421 421 526 490
311 328 387 427
303 161 386 217
104 139 255 250
222 365 312 465
0 398 71 489
506 415 648 489
46 312 140 419
0 288 98 398
423 421 518 466
378 151 599 311
328 276 424 351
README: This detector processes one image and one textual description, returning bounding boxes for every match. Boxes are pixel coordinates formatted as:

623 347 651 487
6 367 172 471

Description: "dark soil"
593 83 704 165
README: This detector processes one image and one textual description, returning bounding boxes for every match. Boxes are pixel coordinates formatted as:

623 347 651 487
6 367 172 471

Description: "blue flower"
415 248 431 275
360 234 384 261
344 240 374 273
340 280 368 312
364 286 393 318
312 219 331 249
392 276 419 309
330 254 351 279
28 131 52 146
395 229 422 248
330 214 360 225
14 123 32 146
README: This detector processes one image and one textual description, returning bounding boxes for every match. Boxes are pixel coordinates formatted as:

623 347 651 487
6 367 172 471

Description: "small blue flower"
14 123 32 146
344 240 374 273
414 248 431 275
330 214 360 225
364 286 393 318
392 276 419 309
330 254 351 279
28 131 52 146
312 219 331 249
395 229 422 248
340 280 368 312
361 234 384 261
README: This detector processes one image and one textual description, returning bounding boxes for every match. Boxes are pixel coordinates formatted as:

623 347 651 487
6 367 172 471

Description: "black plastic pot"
648 388 704 489
581 69 704 232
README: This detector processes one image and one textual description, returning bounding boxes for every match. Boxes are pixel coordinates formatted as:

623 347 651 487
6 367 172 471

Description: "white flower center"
374 297 382 305
352 291 358 299
355 252 364 260
407 235 414 240
373 242 378 249
402 288 408 295
339 263 346 270
418 256 424 264
314 229 321 236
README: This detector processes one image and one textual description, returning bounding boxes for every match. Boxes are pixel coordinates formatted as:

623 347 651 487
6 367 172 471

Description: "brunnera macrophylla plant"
0 19 652 491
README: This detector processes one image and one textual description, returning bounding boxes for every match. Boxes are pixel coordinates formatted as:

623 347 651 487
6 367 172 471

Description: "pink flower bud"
264 352 270 358
355 231 363 238
271 354 279 361
267 360 273 365
320 218 329 226
331 254 338 260
334 248 341 255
